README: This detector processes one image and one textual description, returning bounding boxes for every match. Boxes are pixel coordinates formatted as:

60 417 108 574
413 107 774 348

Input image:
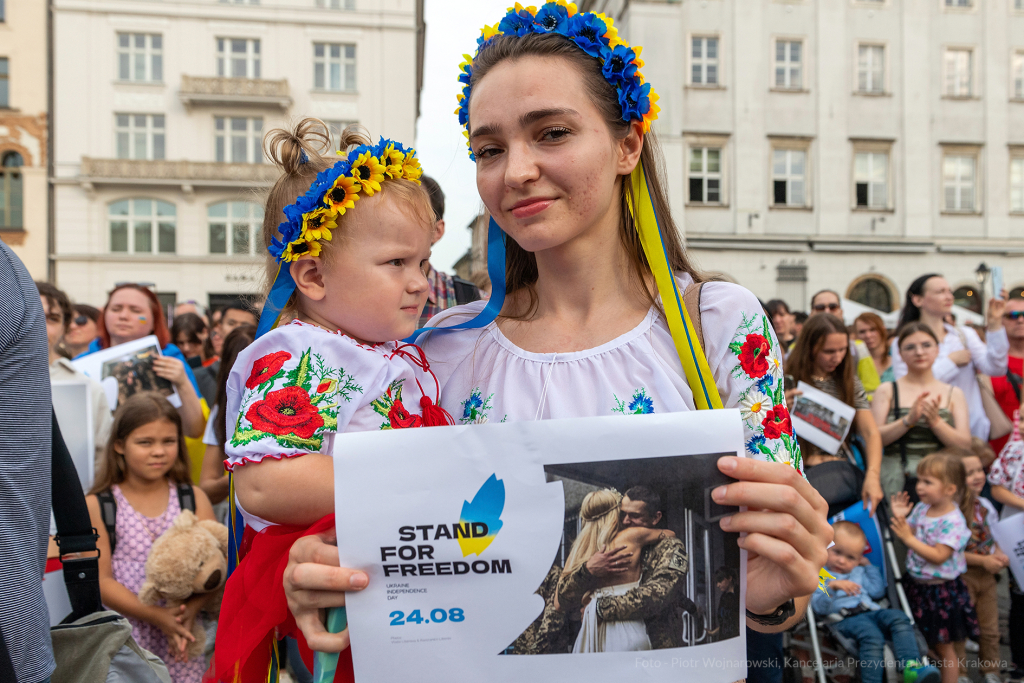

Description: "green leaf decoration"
230 429 267 447
321 413 338 430
774 381 784 406
285 349 313 392
276 433 322 450
728 341 744 355
761 315 772 341
309 393 326 405
757 443 774 457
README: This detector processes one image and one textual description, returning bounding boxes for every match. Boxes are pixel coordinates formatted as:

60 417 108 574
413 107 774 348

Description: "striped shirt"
0 242 55 682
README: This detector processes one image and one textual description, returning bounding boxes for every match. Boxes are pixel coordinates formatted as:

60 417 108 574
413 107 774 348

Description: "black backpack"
95 482 197 554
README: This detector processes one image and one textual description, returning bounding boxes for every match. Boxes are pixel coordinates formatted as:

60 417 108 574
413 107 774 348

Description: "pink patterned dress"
109 482 204 683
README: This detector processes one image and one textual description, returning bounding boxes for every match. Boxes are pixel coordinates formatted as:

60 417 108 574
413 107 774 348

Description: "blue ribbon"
404 216 507 343
256 263 297 339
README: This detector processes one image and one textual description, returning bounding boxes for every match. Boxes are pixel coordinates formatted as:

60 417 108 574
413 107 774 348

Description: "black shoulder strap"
51 409 103 623
1009 371 1023 403
890 381 908 470
451 276 481 306
96 488 117 555
177 482 196 514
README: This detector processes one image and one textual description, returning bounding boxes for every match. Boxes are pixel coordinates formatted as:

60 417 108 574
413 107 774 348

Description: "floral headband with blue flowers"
255 137 423 337
455 1 660 159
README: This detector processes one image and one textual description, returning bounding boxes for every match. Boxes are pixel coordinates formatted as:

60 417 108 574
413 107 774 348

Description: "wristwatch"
746 599 796 626
901 415 911 429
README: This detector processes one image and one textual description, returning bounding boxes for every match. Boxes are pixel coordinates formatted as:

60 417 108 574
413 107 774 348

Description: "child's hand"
859 555 871 566
828 579 861 596
889 514 912 542
982 554 1006 574
993 550 1011 569
152 604 195 660
890 491 912 519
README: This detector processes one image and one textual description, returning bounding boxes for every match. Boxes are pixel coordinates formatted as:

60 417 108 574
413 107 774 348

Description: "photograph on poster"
73 335 181 409
791 381 856 455
506 453 740 655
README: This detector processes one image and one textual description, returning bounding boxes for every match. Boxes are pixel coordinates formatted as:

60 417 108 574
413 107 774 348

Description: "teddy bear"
139 510 230 658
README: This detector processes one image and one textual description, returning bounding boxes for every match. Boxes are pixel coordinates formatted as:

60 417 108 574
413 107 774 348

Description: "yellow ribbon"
627 162 723 410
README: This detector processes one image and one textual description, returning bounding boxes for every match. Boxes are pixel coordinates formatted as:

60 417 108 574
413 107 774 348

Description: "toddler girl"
955 448 1009 683
890 451 979 683
86 392 218 683
211 120 452 681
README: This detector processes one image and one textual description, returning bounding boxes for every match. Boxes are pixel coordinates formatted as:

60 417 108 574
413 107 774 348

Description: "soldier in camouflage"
556 486 693 650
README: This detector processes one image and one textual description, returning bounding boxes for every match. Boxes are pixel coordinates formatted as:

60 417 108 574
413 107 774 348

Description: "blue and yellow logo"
457 474 504 557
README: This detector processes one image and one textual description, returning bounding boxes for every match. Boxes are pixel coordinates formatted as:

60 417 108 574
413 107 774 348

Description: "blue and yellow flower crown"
269 137 423 264
455 1 660 159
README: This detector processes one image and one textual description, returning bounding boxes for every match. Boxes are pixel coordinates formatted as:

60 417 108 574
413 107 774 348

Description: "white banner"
334 410 748 682
792 381 856 455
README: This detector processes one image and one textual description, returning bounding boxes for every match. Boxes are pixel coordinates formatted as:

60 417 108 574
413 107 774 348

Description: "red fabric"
45 557 62 573
207 515 354 683
991 355 1023 455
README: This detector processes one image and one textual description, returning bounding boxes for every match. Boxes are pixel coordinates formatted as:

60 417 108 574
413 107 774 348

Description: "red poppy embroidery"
762 405 793 440
317 379 337 394
245 386 325 439
738 334 771 379
246 351 292 389
388 399 423 429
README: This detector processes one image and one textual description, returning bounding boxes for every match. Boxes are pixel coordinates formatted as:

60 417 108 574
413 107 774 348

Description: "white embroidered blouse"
419 275 802 472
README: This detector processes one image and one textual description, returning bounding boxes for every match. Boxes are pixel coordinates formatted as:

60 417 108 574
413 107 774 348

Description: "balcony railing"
79 157 280 188
179 75 292 109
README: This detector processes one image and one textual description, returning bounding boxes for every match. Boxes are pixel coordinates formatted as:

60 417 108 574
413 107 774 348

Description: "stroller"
784 462 931 683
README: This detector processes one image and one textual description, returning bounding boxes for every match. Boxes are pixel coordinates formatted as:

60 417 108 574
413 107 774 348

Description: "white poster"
989 515 1024 588
334 410 748 683
51 380 95 491
72 335 181 409
791 381 856 455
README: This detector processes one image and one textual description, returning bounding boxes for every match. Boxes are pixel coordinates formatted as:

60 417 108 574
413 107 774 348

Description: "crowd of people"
768 275 1024 683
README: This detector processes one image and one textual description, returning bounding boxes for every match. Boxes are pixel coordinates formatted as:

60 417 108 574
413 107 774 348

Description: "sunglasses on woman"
70 315 90 326
812 302 841 313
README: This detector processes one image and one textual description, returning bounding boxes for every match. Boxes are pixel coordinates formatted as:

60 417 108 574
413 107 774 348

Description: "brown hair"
832 520 866 544
466 32 699 319
36 281 72 331
90 392 191 494
786 313 855 406
917 451 967 506
260 118 434 321
854 311 889 362
896 321 939 349
214 324 256 447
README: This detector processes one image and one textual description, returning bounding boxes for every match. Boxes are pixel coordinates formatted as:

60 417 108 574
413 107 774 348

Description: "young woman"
787 314 884 511
277 4 831 658
767 299 796 351
855 312 893 384
892 274 1007 440
871 323 971 497
78 284 205 439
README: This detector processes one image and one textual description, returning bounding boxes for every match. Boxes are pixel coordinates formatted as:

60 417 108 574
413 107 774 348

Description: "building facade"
52 0 423 310
0 0 49 279
575 0 1024 315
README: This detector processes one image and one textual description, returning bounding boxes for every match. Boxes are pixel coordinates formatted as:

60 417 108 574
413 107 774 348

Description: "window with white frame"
115 114 165 160
109 198 176 254
691 37 719 86
324 120 357 153
314 43 356 91
217 38 261 79
688 147 722 204
857 45 884 94
208 201 264 256
942 152 977 212
317 0 355 8
1014 53 1024 99
774 40 803 89
215 116 263 164
854 151 888 209
117 33 163 82
944 48 973 97
1011 157 1024 213
772 148 807 207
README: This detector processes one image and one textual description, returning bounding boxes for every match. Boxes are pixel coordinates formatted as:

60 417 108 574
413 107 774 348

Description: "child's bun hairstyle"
917 450 967 504
90 392 191 494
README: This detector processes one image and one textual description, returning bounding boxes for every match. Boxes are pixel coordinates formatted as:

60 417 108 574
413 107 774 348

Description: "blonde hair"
561 489 622 578
917 451 967 506
259 118 435 320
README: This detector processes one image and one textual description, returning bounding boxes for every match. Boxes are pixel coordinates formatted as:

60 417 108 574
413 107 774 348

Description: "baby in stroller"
813 521 940 683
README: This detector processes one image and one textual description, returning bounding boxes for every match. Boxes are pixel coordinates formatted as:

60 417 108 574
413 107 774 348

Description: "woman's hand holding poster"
332 410 748 682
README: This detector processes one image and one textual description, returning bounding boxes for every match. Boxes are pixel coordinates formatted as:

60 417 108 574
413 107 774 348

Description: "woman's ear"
616 121 644 176
291 256 327 302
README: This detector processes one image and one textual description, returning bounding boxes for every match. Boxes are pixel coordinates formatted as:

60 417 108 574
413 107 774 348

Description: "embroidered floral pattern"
371 379 424 430
231 348 362 451
612 388 655 415
460 388 501 424
728 313 801 472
